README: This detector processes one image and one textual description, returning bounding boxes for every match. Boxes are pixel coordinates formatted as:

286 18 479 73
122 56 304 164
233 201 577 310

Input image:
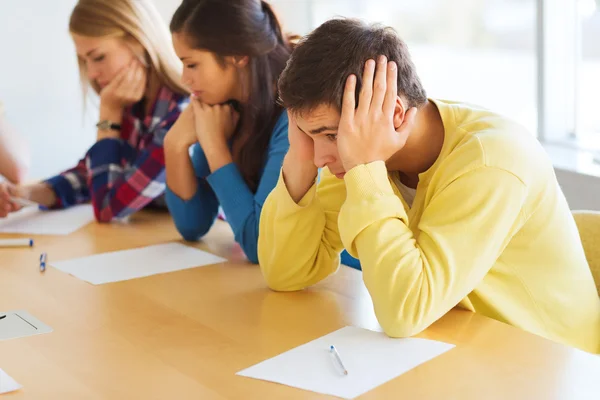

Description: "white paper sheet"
51 242 227 285
237 326 455 399
0 310 54 341
0 368 22 395
0 204 94 235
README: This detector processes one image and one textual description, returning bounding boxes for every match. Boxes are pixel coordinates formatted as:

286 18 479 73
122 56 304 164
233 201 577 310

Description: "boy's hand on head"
286 110 315 166
282 111 318 203
338 56 418 172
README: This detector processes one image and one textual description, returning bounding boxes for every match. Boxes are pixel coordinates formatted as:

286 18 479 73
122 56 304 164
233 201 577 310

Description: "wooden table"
1 211 599 399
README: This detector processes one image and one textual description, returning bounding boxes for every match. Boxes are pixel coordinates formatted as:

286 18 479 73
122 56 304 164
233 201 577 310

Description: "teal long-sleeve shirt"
165 112 289 263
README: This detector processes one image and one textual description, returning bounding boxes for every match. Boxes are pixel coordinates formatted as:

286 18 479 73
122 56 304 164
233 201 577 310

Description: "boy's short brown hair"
279 18 427 113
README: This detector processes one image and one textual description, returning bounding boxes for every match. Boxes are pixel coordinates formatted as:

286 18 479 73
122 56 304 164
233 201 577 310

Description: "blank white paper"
237 326 455 399
0 310 53 341
51 242 227 285
0 204 94 235
0 368 22 394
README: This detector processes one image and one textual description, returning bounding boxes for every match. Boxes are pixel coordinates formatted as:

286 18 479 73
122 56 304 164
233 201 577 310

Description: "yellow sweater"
258 99 600 354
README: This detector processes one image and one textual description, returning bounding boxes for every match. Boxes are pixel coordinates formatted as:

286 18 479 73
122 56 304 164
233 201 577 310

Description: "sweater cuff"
275 169 318 214
344 161 396 200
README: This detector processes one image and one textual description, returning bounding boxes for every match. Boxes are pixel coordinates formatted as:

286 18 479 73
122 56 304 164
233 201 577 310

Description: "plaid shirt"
45 86 188 222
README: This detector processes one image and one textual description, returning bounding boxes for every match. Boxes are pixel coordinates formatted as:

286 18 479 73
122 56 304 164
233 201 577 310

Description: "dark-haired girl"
164 0 294 263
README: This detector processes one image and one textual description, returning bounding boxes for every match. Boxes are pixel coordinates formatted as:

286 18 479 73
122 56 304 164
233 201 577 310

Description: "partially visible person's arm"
0 103 29 184
0 153 77 216
0 181 55 218
18 183 56 206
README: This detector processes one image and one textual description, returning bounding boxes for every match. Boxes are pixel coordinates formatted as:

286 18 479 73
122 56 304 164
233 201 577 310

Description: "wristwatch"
96 120 121 131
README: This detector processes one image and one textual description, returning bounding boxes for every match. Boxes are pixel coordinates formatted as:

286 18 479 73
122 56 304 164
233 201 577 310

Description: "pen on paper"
330 345 348 375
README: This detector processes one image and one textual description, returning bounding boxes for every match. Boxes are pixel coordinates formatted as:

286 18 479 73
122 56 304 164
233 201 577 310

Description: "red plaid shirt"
45 86 188 222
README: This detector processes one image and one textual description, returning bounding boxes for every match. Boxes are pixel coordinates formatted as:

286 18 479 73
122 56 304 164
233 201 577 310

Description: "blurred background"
0 0 598 207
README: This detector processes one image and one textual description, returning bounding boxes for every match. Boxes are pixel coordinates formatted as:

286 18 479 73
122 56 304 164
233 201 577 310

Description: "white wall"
0 0 304 181
0 0 181 180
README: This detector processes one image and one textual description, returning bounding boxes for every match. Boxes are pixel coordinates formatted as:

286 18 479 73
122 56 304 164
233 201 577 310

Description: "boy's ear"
392 97 407 130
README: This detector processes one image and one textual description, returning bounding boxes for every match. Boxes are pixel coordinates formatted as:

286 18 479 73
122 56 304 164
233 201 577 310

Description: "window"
273 0 600 160
576 0 600 150
273 0 538 134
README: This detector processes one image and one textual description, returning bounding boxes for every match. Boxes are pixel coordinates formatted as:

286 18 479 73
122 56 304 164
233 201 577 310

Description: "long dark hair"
171 0 294 192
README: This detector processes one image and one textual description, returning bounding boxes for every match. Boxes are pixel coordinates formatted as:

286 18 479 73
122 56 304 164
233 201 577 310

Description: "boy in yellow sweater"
258 19 600 353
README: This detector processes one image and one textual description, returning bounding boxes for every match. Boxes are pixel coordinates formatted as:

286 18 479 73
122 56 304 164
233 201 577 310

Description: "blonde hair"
69 0 188 97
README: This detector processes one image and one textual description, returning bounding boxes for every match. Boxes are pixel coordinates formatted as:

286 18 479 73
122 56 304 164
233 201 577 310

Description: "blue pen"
40 252 47 272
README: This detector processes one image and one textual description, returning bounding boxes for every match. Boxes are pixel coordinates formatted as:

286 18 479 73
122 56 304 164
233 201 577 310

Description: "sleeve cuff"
165 184 203 209
43 175 72 208
276 169 318 213
344 161 396 201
